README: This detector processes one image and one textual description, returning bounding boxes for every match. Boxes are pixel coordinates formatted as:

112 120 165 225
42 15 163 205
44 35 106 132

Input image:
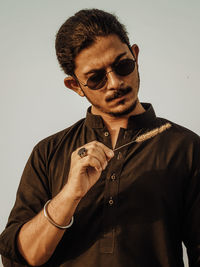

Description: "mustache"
105 87 132 102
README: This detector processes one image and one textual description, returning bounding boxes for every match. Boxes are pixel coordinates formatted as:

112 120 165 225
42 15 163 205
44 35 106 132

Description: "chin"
106 99 138 117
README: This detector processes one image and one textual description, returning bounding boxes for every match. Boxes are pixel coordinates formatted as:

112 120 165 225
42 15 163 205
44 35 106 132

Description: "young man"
0 9 200 267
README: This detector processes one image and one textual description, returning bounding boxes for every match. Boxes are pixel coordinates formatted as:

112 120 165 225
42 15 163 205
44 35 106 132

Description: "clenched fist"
66 141 114 200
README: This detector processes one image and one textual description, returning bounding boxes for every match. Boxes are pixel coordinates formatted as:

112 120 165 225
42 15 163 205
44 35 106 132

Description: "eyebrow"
84 52 127 76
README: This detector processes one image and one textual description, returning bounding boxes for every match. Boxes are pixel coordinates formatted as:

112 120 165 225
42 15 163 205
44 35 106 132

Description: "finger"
81 155 102 172
74 141 114 167
86 146 108 170
93 141 114 161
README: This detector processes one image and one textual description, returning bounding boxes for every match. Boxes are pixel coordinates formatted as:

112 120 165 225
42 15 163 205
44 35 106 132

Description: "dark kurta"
0 103 200 267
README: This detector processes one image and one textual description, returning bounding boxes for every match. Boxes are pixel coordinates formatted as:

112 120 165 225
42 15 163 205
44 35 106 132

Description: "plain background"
0 0 199 266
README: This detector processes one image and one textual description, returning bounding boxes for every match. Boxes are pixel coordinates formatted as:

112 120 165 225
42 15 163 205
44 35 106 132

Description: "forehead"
74 34 132 75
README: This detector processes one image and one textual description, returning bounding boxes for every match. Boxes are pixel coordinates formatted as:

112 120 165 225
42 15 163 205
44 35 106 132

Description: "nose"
106 70 123 90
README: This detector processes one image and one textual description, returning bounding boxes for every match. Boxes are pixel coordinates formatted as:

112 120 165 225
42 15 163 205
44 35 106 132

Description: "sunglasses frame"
74 58 136 90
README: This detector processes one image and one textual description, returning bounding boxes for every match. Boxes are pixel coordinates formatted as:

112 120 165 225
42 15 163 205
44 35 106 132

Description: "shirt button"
117 151 123 160
110 173 116 181
104 131 109 137
109 197 114 205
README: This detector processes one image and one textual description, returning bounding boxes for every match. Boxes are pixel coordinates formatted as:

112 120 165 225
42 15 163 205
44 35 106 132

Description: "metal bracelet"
43 199 74 230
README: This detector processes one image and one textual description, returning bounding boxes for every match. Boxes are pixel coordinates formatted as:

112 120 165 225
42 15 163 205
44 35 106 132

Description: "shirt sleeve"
0 142 51 264
182 136 200 266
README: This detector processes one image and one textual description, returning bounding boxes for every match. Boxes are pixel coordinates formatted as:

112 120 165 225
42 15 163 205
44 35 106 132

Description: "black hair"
55 9 131 75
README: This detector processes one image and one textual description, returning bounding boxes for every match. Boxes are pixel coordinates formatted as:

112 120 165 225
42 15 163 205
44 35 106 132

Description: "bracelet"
43 200 74 230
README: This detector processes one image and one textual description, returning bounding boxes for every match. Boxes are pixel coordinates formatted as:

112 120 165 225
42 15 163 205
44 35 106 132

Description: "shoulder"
158 117 200 143
150 117 200 174
32 117 86 156
157 117 200 163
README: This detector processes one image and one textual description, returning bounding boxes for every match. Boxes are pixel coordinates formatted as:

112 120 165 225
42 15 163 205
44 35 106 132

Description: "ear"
131 44 139 62
64 76 85 97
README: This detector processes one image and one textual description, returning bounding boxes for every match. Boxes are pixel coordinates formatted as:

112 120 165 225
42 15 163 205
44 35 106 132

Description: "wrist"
63 183 84 202
44 200 74 230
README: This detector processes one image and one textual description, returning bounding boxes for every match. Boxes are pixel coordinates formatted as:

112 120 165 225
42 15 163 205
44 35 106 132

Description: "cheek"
84 90 105 103
128 72 139 87
94 93 106 103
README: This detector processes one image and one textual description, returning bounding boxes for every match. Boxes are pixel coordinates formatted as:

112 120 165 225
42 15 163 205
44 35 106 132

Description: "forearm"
17 185 81 266
16 141 113 266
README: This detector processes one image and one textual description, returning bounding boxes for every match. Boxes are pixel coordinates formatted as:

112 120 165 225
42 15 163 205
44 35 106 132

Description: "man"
0 8 200 267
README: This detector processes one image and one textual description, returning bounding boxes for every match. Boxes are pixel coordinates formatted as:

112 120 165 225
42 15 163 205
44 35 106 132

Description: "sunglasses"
75 58 136 90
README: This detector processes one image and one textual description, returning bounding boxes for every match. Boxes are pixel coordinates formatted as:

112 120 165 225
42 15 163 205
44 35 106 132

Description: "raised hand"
66 141 114 199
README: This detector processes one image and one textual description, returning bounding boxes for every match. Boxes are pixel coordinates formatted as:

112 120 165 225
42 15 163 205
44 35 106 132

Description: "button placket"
104 131 109 137
117 151 123 160
108 197 114 206
123 130 127 139
100 159 119 253
100 128 132 254
99 128 112 148
110 173 116 181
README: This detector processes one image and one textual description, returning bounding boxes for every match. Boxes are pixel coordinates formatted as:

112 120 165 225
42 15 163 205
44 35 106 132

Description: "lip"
106 95 127 106
110 94 127 102
114 95 125 101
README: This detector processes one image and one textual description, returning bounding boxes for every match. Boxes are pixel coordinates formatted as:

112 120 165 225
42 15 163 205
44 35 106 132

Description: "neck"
91 102 145 148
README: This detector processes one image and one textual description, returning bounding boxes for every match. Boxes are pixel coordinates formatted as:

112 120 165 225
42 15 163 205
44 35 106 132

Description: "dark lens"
87 70 107 90
115 59 135 76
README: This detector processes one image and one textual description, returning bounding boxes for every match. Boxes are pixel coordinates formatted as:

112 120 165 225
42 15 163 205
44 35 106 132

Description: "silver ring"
78 147 87 158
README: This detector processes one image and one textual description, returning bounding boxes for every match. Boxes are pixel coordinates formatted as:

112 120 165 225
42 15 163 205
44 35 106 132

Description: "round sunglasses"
75 58 136 90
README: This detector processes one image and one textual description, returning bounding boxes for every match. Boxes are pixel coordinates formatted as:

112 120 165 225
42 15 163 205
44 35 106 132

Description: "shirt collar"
85 103 157 130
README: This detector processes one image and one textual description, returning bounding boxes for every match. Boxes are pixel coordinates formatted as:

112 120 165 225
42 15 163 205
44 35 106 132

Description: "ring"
78 147 87 158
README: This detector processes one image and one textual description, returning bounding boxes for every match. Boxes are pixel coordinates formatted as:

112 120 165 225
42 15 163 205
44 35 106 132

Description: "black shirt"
0 103 200 267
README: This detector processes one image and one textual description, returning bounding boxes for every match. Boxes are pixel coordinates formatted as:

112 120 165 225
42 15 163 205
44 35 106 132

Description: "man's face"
71 34 140 117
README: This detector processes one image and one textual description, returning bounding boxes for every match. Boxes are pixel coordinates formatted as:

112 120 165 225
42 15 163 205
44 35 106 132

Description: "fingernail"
109 151 114 157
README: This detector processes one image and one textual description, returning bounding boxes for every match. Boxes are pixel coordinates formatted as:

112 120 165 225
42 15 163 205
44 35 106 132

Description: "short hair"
55 9 131 76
